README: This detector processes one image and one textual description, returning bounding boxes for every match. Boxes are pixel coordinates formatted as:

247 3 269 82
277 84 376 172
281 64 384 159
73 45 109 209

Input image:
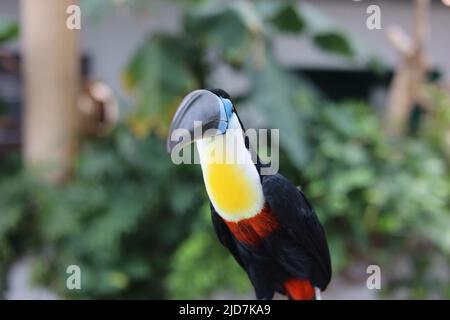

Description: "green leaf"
185 4 253 65
0 20 19 43
298 3 355 58
270 4 305 33
313 31 354 57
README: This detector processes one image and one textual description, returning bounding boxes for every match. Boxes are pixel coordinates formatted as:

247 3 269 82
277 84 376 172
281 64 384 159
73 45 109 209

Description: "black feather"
207 88 230 99
262 173 332 289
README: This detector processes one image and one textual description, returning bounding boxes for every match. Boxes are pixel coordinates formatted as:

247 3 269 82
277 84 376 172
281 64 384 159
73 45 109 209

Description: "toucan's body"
167 89 331 300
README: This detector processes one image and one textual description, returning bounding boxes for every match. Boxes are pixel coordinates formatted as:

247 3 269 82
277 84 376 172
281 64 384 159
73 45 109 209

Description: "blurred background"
0 0 450 299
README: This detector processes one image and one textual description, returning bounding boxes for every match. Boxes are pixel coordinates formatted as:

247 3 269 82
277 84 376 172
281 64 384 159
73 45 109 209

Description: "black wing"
262 173 332 289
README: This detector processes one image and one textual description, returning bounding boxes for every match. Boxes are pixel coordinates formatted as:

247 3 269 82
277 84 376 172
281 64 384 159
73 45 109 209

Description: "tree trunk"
21 0 80 182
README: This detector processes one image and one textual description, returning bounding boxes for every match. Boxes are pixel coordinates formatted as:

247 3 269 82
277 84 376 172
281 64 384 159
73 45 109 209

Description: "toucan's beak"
166 89 228 153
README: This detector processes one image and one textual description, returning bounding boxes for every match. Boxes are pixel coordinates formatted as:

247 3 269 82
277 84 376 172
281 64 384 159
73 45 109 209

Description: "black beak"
166 89 228 153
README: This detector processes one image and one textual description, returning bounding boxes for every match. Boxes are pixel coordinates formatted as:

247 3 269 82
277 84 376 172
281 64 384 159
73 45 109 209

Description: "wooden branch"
413 0 430 49
386 25 414 58
384 0 430 137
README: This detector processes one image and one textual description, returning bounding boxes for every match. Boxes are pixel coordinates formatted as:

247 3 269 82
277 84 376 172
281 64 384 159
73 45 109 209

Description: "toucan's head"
166 88 237 152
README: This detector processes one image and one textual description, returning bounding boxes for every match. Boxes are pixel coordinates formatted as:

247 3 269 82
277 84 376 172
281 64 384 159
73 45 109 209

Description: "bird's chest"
224 203 280 246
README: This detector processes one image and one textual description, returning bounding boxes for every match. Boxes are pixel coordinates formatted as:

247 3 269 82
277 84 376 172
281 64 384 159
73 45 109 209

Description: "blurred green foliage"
1 0 449 299
1 127 211 298
0 19 19 44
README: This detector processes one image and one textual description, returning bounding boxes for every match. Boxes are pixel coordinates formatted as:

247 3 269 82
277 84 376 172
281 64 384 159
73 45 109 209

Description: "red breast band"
225 203 280 245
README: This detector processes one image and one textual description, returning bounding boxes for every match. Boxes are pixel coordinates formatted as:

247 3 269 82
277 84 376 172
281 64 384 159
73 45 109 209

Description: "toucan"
167 89 332 300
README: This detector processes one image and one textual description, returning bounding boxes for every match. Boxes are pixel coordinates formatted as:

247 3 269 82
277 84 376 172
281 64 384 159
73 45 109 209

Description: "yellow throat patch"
205 162 259 215
197 132 264 221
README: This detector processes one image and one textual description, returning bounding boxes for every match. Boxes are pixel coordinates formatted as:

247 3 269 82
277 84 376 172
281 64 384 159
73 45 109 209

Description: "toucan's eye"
221 98 233 121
